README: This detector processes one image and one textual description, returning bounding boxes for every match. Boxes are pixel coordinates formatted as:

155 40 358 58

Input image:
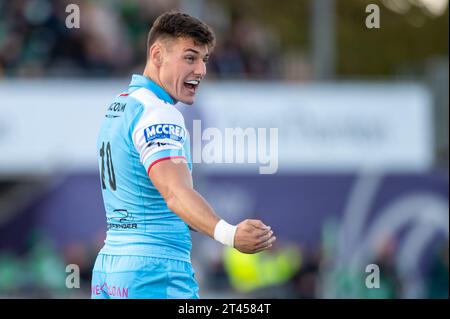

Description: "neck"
142 64 158 86
142 64 178 104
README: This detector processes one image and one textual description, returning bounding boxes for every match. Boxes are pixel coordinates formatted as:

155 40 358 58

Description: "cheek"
162 62 189 94
161 67 177 90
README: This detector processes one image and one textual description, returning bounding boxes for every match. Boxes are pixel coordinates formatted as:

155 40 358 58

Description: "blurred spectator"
289 251 321 298
425 241 449 299
2 0 445 80
222 242 302 297
366 236 401 299
0 0 282 78
0 228 67 298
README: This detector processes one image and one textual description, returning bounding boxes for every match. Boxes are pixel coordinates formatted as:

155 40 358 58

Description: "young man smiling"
92 12 276 299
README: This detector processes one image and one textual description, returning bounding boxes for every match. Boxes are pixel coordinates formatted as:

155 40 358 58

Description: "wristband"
213 219 237 247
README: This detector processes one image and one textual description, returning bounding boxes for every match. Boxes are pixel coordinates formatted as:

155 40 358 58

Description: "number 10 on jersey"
99 141 117 191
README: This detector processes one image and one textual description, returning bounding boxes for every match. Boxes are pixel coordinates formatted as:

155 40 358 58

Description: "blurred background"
0 0 448 299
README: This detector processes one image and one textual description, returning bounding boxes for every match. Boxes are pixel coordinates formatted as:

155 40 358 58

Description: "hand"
233 219 276 254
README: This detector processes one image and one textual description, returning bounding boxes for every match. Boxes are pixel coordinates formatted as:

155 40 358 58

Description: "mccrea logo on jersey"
144 124 186 143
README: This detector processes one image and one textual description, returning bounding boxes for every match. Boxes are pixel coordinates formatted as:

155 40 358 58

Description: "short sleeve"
132 105 187 173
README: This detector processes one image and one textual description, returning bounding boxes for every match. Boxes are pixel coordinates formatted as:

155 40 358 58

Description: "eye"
185 56 195 63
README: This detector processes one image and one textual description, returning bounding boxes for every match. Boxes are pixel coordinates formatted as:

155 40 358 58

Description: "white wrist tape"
214 219 237 247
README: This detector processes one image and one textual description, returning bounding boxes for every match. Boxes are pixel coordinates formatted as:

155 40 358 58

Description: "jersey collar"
129 74 175 105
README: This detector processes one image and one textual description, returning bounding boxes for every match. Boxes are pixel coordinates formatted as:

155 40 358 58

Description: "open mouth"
184 80 200 93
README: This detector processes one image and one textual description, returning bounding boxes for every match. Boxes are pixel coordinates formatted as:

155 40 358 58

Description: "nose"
194 61 206 79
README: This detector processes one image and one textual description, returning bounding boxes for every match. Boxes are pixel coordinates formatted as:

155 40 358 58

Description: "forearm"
166 185 220 238
148 160 238 247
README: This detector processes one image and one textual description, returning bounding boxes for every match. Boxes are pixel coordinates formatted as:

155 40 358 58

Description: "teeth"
185 80 199 85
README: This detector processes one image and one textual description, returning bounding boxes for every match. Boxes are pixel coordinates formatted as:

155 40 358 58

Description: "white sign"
196 81 433 173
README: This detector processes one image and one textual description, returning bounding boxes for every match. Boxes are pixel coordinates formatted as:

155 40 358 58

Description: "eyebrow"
184 48 210 58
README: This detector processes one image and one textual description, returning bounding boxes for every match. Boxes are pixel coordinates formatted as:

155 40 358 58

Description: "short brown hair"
147 12 215 52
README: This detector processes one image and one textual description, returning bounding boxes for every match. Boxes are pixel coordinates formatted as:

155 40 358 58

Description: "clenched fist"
234 219 276 254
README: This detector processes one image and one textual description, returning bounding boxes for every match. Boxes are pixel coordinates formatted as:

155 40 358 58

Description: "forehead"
169 37 209 55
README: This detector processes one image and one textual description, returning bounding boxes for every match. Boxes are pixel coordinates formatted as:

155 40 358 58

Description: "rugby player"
91 11 276 299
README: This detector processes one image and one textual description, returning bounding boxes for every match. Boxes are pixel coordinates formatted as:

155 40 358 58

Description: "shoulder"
129 88 185 125
106 90 144 119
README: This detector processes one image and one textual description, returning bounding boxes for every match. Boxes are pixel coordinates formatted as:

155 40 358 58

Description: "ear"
149 43 163 67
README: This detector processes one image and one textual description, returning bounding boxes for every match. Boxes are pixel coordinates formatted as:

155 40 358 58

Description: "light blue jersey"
96 74 192 263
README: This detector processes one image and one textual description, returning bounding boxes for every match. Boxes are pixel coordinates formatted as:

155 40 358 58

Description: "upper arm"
148 159 193 203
